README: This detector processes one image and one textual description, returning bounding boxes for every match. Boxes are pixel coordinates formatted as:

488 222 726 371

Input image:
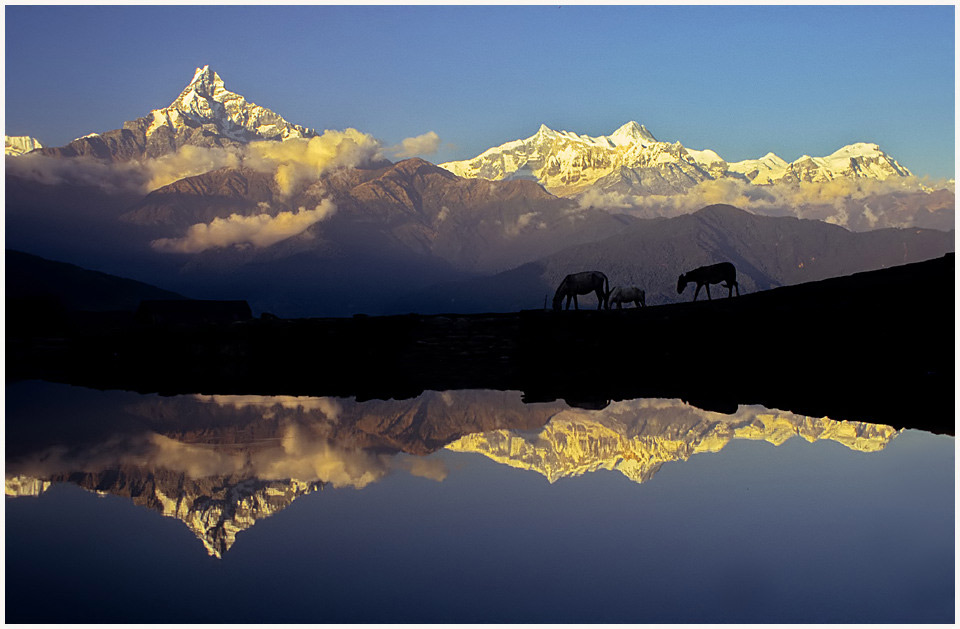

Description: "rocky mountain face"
122 157 636 274
409 203 955 312
5 135 43 156
37 66 317 161
5 389 900 556
440 121 914 197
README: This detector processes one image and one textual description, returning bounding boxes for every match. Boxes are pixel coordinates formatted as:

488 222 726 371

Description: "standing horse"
677 262 740 301
553 271 609 311
608 286 646 309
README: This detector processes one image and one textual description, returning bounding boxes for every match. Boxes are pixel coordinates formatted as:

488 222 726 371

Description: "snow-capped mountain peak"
145 65 317 144
4 135 43 156
441 122 914 197
609 120 657 147
36 65 320 161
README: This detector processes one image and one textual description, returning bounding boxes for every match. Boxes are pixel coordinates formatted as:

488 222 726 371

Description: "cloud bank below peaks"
143 128 442 195
578 176 955 231
8 128 391 198
151 200 336 253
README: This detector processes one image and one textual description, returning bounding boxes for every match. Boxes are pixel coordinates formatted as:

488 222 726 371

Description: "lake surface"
5 381 955 623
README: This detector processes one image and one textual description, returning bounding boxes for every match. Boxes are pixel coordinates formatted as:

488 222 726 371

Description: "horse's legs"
693 285 701 301
595 289 604 310
735 281 740 296
573 294 579 310
706 284 712 300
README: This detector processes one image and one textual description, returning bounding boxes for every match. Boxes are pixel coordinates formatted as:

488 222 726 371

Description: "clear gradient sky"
4 4 956 179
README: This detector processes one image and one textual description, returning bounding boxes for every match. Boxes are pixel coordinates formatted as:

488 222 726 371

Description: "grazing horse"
677 262 740 301
553 271 610 311
608 286 646 309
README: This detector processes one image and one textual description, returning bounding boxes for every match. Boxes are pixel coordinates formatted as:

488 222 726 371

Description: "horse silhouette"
608 285 646 309
677 262 740 301
553 271 609 311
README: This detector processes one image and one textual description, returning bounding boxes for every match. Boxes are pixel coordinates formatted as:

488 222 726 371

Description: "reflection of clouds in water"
7 423 395 490
194 394 343 421
253 423 390 489
146 434 248 478
401 456 449 482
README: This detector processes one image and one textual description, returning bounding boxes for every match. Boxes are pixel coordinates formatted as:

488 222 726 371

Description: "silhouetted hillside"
6 250 186 312
403 204 954 312
9 254 953 434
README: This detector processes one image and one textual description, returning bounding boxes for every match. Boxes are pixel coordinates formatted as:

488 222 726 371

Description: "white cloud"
144 145 242 190
151 200 337 253
577 187 635 210
243 129 384 196
589 177 955 231
389 131 441 159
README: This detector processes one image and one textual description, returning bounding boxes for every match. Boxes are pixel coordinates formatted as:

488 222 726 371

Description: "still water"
5 381 955 623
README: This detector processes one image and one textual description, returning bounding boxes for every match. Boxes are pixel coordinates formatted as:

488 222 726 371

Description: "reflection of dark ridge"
8 255 954 434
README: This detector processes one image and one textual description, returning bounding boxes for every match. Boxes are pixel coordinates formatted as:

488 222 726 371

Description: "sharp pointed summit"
609 121 657 146
37 65 318 162
176 65 227 103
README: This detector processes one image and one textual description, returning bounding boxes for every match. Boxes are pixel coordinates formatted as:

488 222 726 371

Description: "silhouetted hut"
136 300 252 325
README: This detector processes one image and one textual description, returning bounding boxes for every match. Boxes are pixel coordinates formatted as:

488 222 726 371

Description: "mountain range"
5 65 953 317
440 121 913 197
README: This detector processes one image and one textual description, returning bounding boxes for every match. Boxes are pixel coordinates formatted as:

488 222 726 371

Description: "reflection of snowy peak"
142 473 323 559
440 123 913 196
5 135 43 156
6 469 322 558
446 400 900 484
5 475 51 496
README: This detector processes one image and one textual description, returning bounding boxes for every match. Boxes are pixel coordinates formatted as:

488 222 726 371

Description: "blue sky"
4 5 956 179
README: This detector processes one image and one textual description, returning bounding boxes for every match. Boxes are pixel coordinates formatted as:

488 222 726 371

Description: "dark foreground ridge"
8 254 954 435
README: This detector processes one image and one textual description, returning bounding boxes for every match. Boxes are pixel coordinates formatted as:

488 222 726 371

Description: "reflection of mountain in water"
446 399 901 483
5 390 563 557
6 388 899 556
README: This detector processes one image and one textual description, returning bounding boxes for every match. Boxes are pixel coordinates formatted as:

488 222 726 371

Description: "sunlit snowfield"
5 381 954 623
